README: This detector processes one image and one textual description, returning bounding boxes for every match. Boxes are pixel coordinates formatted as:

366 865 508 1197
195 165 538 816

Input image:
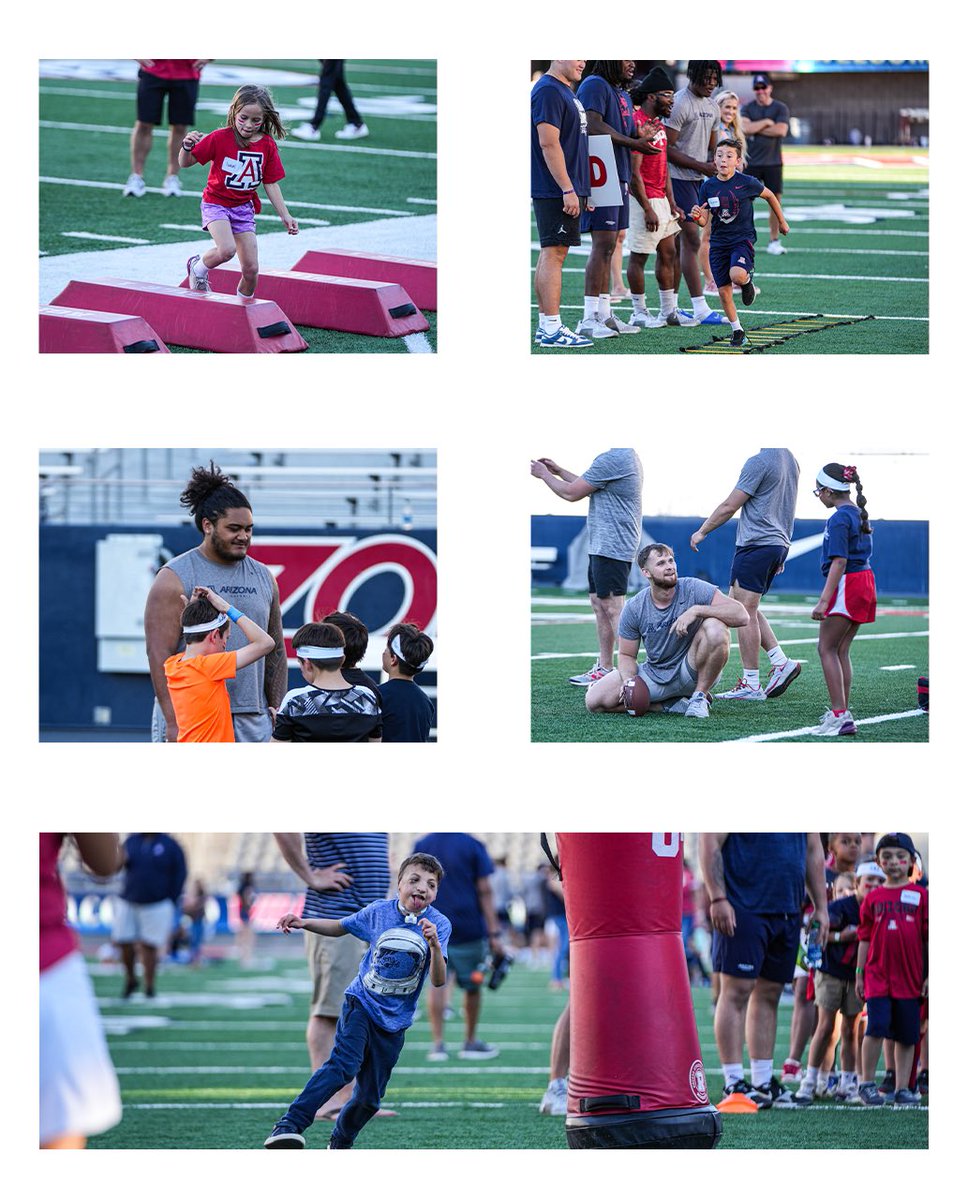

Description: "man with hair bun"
380 623 435 742
144 461 285 742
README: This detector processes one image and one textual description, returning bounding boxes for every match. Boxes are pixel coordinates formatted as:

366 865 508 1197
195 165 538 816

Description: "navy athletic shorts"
580 184 630 233
712 907 800 983
709 239 755 289
672 178 703 222
865 995 922 1046
730 543 789 595
587 555 632 598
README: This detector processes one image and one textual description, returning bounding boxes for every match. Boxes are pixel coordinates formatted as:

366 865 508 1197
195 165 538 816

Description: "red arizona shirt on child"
857 883 928 999
190 127 285 212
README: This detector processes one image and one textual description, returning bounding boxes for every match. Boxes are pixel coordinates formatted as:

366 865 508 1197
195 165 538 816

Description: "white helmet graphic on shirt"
363 926 428 995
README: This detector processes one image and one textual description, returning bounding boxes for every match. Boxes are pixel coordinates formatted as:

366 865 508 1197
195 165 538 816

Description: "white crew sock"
804 1065 819 1086
691 294 712 317
743 668 760 688
659 289 677 316
631 293 648 315
598 293 612 320
767 645 787 667
723 1062 745 1088
583 295 598 321
750 1059 773 1089
193 259 209 278
730 319 743 331
542 314 562 334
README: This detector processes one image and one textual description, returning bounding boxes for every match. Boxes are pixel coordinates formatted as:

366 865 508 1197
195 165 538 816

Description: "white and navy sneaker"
186 255 210 292
684 691 710 719
538 1077 568 1115
569 664 612 687
577 316 619 340
858 1082 885 1107
715 677 766 701
767 239 787 255
122 173 146 197
537 325 593 348
765 658 802 698
161 174 183 197
291 122 321 141
265 1122 306 1148
602 314 640 335
335 123 369 140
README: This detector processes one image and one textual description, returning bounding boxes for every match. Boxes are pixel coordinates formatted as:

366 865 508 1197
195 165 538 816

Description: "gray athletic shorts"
637 655 721 702
151 698 272 743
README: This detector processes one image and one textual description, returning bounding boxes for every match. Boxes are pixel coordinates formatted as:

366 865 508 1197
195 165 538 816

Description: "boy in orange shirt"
164 585 275 742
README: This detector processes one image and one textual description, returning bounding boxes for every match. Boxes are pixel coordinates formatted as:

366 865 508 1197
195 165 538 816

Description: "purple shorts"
200 201 256 234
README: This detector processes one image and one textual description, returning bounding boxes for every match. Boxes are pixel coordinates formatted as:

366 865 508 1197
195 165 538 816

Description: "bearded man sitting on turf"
585 543 748 719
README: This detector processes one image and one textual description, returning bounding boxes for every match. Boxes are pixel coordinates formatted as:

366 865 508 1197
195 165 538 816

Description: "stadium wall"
531 515 928 594
40 524 437 732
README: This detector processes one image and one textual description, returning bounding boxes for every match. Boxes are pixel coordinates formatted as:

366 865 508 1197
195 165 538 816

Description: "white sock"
193 259 209 278
631 293 648 315
731 319 743 331
804 1065 819 1086
743 668 760 688
767 645 787 667
542 314 561 334
583 296 598 320
723 1062 745 1088
659 289 677 316
750 1059 773 1089
691 294 711 317
598 293 612 320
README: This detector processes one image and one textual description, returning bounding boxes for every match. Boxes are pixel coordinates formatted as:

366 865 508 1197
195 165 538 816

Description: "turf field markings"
62 231 151 244
881 664 918 670
115 1065 549 1075
531 629 929 661
404 333 434 353
406 197 437 205
531 303 928 323
109 1041 551 1052
744 272 928 283
726 708 926 742
124 1101 515 1110
40 123 436 160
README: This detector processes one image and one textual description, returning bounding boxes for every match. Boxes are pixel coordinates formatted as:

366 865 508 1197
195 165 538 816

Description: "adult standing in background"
123 59 212 197
291 60 368 142
531 449 643 686
144 462 286 743
742 74 790 255
531 60 594 348
690 448 802 701
113 833 187 999
272 833 393 1120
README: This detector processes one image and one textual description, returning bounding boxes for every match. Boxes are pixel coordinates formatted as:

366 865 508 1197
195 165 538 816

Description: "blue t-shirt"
412 833 494 943
822 505 872 576
531 74 589 199
380 679 435 743
121 834 187 904
821 894 861 980
341 899 451 1032
576 74 633 184
722 834 808 914
698 171 764 246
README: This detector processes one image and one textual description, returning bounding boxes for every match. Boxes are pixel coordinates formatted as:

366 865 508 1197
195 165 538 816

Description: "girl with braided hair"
810 463 876 736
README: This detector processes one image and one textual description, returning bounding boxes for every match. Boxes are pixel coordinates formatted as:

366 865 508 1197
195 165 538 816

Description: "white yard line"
403 333 434 354
62 231 151 244
727 709 926 742
531 629 929 657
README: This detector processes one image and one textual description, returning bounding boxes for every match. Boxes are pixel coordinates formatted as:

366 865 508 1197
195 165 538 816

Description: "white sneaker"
794 1079 815 1105
538 1077 568 1115
630 311 668 328
569 664 612 687
290 122 321 141
426 1043 448 1062
684 691 710 719
161 174 182 197
810 709 856 736
335 122 369 140
186 254 210 293
765 658 802 698
715 677 766 701
767 240 787 255
577 316 618 339
536 324 593 348
122 173 146 197
602 314 640 335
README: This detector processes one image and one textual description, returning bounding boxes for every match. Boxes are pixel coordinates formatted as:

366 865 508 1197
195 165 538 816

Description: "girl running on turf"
809 463 877 737
179 84 298 298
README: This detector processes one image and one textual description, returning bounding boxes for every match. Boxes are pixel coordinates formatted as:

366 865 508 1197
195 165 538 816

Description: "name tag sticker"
900 888 921 906
708 196 721 208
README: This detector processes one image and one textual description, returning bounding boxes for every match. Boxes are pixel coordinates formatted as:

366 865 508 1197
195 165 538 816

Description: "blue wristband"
226 606 244 622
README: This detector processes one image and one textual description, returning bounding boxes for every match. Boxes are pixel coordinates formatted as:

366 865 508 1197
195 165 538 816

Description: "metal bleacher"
39 448 437 530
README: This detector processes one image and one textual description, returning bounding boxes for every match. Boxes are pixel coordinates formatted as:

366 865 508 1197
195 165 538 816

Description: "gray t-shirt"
740 99 790 167
618 577 719 684
665 87 720 181
164 546 275 714
582 448 643 561
735 449 799 548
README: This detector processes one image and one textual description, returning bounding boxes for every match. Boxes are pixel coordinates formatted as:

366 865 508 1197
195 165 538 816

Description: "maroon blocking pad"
179 267 429 337
49 280 307 353
40 305 170 353
291 249 437 311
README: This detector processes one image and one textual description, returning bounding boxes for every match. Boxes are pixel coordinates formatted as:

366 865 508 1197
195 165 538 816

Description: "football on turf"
622 676 651 717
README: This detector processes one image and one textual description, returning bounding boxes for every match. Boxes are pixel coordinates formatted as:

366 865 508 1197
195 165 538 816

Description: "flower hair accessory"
843 465 856 482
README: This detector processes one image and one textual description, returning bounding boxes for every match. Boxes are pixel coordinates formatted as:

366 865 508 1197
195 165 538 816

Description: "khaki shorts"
815 970 863 1017
307 929 366 1018
627 194 681 254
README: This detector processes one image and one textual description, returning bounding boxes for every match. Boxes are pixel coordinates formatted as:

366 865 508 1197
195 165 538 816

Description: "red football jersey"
857 883 928 999
191 127 285 211
634 109 668 200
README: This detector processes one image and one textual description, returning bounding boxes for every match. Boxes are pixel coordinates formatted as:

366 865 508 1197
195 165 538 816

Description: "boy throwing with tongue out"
265 854 450 1149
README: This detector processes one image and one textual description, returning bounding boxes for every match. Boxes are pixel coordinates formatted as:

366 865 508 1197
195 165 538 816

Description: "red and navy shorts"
825 568 877 624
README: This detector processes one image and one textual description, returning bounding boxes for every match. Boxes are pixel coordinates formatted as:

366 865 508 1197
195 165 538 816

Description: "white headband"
183 612 228 634
296 645 344 660
391 632 428 671
816 468 851 491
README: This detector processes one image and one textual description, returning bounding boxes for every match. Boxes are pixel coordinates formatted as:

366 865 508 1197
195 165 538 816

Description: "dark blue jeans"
283 995 405 1147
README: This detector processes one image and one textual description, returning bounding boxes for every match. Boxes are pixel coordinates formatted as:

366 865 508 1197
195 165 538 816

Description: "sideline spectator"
182 878 208 964
123 58 212 197
531 449 643 685
236 871 257 968
41 834 123 1148
413 832 507 1060
291 60 368 142
545 866 569 990
379 623 435 741
700 833 828 1107
741 74 790 255
531 60 594 348
272 833 393 1120
114 833 188 998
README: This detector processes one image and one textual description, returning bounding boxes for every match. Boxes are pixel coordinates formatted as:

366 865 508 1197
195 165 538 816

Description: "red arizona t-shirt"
191 127 285 211
634 109 668 200
857 883 928 999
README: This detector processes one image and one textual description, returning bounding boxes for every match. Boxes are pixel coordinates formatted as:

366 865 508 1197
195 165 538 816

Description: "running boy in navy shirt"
265 853 450 1148
690 139 788 347
855 834 927 1107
